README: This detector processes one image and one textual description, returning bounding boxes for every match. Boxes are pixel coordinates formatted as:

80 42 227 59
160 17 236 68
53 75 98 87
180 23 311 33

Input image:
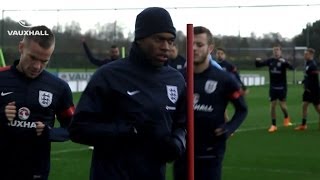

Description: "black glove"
116 119 138 137
160 128 186 162
126 112 158 137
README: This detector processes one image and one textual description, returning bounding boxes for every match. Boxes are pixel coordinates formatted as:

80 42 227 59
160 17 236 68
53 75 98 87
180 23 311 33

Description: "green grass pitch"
49 84 320 180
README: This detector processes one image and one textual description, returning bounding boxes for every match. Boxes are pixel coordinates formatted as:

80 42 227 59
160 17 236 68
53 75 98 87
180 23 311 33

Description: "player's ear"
18 41 24 54
208 44 214 54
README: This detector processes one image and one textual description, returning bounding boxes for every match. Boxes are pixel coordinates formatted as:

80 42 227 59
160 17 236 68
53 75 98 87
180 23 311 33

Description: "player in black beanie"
69 7 186 180
134 7 176 40
130 7 178 67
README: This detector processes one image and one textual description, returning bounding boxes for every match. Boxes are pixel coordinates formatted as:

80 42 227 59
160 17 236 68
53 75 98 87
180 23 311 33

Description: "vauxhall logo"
7 107 37 128
7 30 49 36
7 20 49 36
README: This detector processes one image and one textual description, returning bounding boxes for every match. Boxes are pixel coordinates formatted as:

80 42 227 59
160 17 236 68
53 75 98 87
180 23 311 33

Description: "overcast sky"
1 0 320 39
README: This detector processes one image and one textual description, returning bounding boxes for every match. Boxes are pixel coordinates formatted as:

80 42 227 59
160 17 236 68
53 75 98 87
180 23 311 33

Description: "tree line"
0 18 319 70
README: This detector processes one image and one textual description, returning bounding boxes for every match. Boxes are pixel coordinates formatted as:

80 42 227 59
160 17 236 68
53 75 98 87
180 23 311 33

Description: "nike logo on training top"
1 92 13 96
127 90 140 96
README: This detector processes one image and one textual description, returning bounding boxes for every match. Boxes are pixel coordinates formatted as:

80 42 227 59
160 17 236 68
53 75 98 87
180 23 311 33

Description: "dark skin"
137 33 175 67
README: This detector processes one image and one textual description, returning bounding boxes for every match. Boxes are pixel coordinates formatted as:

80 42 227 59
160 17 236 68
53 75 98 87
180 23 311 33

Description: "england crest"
205 80 217 94
166 85 178 104
39 90 53 107
277 62 281 67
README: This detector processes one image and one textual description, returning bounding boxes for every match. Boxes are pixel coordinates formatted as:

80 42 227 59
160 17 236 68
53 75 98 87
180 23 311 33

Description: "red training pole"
186 24 194 180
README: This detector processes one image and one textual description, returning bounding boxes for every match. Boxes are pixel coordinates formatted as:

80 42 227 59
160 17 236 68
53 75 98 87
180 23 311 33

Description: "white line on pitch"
224 166 314 175
51 147 89 155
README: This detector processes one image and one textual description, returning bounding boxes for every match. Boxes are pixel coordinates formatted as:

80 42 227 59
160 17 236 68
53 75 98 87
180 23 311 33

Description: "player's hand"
35 121 46 136
213 127 231 141
243 89 250 95
5 101 16 121
214 127 226 136
160 135 184 162
255 57 262 61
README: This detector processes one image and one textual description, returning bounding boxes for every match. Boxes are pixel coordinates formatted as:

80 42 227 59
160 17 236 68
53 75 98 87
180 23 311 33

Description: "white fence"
57 72 93 92
240 74 265 86
57 72 265 92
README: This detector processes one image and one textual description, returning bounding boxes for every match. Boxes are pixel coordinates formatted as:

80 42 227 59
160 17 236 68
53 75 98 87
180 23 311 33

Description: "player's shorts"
303 90 320 105
269 87 287 101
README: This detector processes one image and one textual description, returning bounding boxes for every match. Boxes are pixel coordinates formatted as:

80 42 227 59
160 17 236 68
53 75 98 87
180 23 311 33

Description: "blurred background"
0 0 319 73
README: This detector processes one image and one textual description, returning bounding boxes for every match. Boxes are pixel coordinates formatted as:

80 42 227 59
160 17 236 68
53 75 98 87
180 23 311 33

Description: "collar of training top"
11 59 41 81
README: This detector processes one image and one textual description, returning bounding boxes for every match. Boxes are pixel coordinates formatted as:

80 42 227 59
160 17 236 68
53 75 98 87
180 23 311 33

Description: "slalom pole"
186 24 194 180
0 48 6 67
121 46 125 58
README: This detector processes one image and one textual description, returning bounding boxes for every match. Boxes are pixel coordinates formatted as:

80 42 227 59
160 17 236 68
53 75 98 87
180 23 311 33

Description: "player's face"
110 47 120 60
18 40 54 79
193 33 212 65
304 51 313 60
216 50 225 61
169 44 178 59
273 47 282 59
138 32 175 67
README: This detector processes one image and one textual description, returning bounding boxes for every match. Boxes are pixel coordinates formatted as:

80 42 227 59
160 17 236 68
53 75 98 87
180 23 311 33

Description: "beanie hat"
134 7 176 40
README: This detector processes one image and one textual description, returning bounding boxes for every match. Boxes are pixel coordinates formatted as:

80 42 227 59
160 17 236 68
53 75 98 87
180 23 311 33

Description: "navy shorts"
269 88 287 101
303 90 320 105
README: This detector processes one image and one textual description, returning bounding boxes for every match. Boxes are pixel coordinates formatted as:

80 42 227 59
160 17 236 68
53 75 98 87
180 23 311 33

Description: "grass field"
49 84 320 180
